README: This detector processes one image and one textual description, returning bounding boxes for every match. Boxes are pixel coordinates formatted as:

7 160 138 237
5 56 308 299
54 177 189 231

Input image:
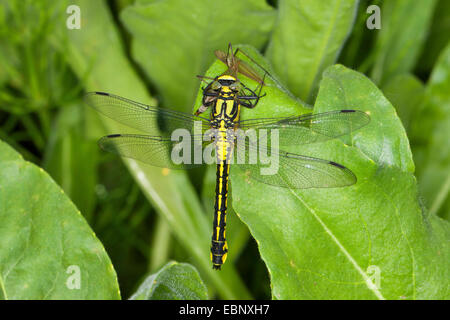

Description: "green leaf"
381 73 425 135
58 0 251 299
417 0 450 72
43 103 99 222
130 261 208 300
121 0 275 112
416 43 450 218
381 73 429 184
338 0 380 71
231 64 450 299
0 140 120 299
370 0 438 85
316 65 414 173
266 0 359 102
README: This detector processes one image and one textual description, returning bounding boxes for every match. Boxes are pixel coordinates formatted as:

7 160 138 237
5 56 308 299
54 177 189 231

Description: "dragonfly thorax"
210 75 241 126
211 96 240 127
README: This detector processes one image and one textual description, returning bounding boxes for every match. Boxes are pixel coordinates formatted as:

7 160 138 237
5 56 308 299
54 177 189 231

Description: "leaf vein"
289 189 386 300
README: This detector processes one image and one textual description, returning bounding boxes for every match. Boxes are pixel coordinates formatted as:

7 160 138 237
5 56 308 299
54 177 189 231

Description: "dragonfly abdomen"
211 160 230 270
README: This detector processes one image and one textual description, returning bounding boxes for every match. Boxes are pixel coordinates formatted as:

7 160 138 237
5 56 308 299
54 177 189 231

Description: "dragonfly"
85 44 370 270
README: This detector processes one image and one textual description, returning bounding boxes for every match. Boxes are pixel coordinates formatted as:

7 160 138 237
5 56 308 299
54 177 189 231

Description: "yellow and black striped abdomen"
211 161 230 270
210 126 232 270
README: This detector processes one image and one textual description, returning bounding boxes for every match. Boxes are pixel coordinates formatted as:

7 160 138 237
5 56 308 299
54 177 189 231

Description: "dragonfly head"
215 75 240 91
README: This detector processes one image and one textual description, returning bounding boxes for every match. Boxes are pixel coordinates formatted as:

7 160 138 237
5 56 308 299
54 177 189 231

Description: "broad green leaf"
416 43 450 219
0 140 120 299
56 0 251 299
121 0 275 112
370 0 438 85
266 0 359 103
231 64 449 299
0 139 21 162
130 261 208 300
316 65 414 173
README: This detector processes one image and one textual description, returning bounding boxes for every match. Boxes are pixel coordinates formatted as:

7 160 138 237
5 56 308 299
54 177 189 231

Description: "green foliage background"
0 0 448 300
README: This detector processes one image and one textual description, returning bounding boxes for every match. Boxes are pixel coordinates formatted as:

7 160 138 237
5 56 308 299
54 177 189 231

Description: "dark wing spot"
340 109 355 113
107 134 122 138
329 161 346 169
95 91 109 96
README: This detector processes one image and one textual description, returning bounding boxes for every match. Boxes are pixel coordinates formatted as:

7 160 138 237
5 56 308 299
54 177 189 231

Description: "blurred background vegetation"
0 0 448 299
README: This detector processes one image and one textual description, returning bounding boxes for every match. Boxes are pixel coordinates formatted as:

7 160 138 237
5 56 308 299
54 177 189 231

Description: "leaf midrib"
0 274 7 300
289 189 386 300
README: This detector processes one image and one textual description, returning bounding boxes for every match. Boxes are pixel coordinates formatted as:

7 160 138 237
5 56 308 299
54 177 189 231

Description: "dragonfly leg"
195 104 209 116
196 84 219 115
234 47 272 79
196 74 216 82
238 79 266 109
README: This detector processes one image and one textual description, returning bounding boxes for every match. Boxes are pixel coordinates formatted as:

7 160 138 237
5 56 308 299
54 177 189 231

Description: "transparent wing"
236 110 370 147
98 134 212 169
232 136 356 189
84 92 211 135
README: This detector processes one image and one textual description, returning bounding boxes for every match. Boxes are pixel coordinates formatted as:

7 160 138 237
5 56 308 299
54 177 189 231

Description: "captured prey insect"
85 44 370 270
